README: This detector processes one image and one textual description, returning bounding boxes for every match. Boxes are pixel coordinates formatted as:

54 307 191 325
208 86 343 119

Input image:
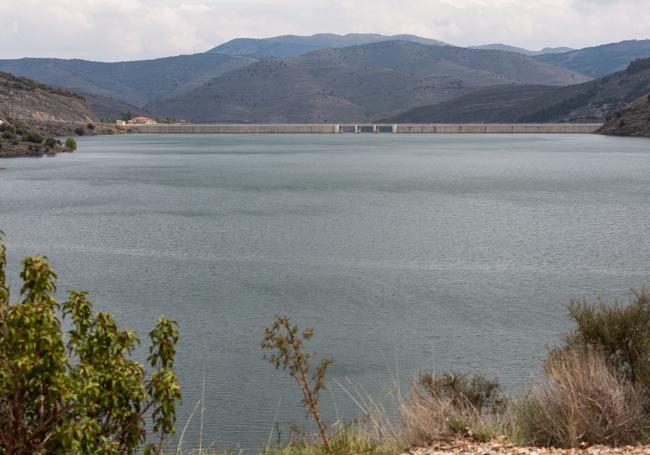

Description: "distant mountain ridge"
534 39 650 77
0 53 255 108
207 33 448 57
148 41 589 123
470 44 574 56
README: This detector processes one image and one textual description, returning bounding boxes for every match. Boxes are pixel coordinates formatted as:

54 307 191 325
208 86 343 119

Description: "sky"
0 0 649 61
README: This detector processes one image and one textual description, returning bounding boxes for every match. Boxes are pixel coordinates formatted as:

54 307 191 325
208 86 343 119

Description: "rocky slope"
148 41 588 123
598 94 650 137
0 71 104 157
0 71 94 123
383 58 650 123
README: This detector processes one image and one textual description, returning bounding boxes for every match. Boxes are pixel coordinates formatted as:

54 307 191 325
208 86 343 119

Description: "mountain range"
147 41 587 123
1 33 649 125
207 33 448 58
534 39 650 77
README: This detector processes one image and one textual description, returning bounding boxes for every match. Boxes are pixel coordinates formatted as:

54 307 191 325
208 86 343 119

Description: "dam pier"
130 123 603 134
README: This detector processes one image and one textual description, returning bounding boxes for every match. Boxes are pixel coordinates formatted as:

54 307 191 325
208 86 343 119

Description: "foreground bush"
0 231 181 454
262 315 334 455
514 290 650 448
563 290 650 392
517 347 649 448
398 290 650 450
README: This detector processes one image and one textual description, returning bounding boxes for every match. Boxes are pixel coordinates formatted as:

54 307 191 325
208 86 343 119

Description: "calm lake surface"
2 133 650 450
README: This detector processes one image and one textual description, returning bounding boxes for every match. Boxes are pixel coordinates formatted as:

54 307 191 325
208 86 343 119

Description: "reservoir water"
1 133 650 450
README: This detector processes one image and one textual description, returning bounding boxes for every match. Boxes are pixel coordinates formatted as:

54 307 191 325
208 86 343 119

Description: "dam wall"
131 123 603 134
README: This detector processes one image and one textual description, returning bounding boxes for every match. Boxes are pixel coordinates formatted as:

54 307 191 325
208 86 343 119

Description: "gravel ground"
404 441 650 455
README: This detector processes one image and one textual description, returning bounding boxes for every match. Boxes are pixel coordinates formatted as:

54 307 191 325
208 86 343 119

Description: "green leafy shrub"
0 231 181 454
65 136 77 151
262 315 334 455
562 290 650 391
23 131 43 144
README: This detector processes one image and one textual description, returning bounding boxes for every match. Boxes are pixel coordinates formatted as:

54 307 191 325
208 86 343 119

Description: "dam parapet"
131 123 603 134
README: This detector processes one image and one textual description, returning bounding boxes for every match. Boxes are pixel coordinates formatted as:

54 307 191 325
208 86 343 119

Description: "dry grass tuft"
516 347 649 448
399 372 506 448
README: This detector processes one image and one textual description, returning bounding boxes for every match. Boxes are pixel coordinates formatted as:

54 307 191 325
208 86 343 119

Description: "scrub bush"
417 372 506 414
517 347 648 448
562 290 650 392
262 315 334 455
0 231 181 454
23 131 43 144
515 290 650 447
65 136 77 151
400 372 505 446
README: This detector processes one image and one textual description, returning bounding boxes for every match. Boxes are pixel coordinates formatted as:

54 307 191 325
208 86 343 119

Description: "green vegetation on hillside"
0 71 83 99
0 118 74 157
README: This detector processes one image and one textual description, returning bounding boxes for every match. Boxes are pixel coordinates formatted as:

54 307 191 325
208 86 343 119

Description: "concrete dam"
130 123 603 134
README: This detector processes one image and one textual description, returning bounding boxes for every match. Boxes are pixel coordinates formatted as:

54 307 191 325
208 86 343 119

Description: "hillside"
534 39 650 77
207 33 447 57
0 53 255 107
379 85 558 123
599 94 650 137
383 58 650 123
0 71 95 157
148 41 589 123
0 71 94 123
80 92 151 121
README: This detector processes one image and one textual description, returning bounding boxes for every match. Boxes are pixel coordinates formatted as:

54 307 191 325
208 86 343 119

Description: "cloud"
0 0 648 61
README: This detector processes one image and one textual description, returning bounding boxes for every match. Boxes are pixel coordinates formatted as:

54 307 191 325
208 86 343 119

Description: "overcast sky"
0 0 648 61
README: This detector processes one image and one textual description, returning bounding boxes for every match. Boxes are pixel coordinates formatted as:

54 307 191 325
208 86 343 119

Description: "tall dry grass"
398 372 507 448
516 347 650 448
